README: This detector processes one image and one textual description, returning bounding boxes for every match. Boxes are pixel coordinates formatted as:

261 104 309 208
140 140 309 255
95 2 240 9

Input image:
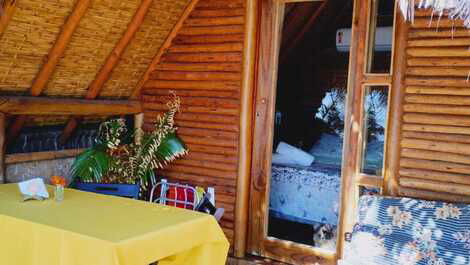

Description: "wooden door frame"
247 0 368 263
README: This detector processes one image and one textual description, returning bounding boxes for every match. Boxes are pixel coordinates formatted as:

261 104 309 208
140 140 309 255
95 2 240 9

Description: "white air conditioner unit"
336 26 393 52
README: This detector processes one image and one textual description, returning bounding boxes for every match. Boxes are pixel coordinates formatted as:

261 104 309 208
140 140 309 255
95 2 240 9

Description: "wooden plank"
184 16 244 27
407 57 470 67
400 177 470 196
190 8 245 18
404 103 470 115
407 47 470 57
408 28 470 39
143 102 238 116
403 113 470 126
30 0 91 96
141 95 240 109
178 25 244 35
142 88 240 99
405 94 470 106
406 66 470 77
403 123 470 135
399 167 470 185
5 149 85 164
402 147 470 166
196 0 244 9
410 17 465 29
0 113 4 183
166 164 237 179
0 0 17 37
408 38 470 47
162 52 243 63
145 111 239 124
0 97 142 115
143 80 240 91
401 138 470 156
402 131 470 144
173 34 245 44
399 187 470 204
150 71 241 81
155 62 242 72
131 0 201 99
168 43 244 53
401 158 470 175
405 77 470 87
406 86 470 96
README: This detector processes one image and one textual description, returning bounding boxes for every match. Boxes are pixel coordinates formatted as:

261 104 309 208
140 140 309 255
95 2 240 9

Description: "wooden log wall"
141 0 245 247
397 11 470 202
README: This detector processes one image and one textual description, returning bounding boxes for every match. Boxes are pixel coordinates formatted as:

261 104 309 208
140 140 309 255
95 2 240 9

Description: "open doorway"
266 0 393 252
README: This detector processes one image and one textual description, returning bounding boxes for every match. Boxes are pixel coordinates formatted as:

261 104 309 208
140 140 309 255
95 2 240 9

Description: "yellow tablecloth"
0 183 229 265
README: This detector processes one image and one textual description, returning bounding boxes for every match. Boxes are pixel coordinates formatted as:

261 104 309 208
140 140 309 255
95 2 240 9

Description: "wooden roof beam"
59 0 154 144
280 0 328 63
0 96 142 116
0 0 17 38
31 0 91 96
130 0 201 99
7 0 91 144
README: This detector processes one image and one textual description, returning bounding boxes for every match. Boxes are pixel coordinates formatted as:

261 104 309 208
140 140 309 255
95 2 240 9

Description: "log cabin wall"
394 10 470 203
140 0 246 249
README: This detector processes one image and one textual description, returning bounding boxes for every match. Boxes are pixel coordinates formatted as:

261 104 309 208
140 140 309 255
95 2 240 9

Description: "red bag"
166 186 195 209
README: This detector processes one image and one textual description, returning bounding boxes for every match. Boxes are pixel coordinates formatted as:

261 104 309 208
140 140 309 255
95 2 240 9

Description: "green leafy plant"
71 95 187 187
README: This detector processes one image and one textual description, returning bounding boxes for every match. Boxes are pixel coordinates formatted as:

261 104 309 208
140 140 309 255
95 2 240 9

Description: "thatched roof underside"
0 0 190 126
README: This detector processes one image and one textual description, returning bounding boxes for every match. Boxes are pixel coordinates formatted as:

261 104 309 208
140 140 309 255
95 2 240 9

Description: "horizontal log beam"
5 149 85 164
0 97 141 115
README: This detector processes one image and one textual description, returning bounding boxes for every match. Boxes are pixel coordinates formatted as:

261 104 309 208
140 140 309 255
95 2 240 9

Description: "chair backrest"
74 183 139 199
343 195 470 265
149 181 198 210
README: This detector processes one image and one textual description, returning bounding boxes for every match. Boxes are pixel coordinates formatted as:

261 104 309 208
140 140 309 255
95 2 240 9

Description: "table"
0 183 229 265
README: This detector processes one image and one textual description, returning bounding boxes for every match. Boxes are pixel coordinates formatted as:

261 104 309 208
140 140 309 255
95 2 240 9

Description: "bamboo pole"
130 0 201 99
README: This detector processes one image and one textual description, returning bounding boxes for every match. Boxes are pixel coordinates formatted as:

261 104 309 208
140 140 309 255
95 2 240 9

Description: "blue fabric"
344 195 470 265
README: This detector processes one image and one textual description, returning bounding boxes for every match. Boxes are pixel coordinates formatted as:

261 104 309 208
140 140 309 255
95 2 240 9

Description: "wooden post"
0 113 5 183
134 113 144 145
0 0 17 38
234 0 258 258
385 8 408 196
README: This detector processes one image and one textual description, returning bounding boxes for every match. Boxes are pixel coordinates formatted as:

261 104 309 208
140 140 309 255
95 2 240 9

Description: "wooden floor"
227 255 290 265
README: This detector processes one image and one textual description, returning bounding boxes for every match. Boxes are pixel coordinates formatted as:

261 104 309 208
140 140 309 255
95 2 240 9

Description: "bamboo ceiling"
0 0 191 125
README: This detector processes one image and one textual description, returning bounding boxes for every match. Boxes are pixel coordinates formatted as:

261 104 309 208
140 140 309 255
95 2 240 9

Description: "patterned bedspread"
269 164 341 226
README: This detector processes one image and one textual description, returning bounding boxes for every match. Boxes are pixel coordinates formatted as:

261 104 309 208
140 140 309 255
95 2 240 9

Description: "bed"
269 163 341 226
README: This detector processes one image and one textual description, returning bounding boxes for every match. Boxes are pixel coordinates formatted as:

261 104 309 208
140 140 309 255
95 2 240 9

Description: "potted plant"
70 95 187 198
